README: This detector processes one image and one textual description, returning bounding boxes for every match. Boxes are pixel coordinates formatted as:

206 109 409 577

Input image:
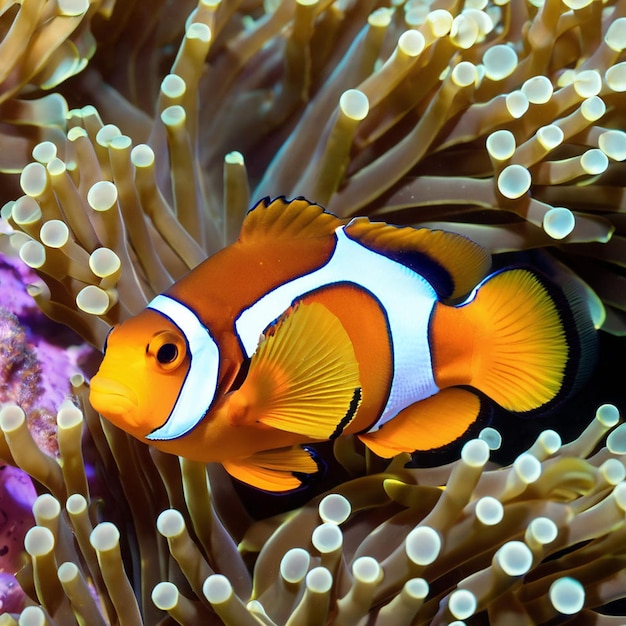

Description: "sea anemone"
0 0 625 341
0 0 625 624
2 399 626 624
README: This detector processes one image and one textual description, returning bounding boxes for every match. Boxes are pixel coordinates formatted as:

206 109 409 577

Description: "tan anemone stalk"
0 0 114 174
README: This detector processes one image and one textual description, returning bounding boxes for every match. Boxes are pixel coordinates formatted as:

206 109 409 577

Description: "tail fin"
440 267 596 413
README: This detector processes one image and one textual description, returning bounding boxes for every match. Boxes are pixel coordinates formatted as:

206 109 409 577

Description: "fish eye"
157 343 178 364
147 331 187 372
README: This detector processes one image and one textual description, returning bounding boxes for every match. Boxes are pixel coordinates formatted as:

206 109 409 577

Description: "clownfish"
89 197 595 491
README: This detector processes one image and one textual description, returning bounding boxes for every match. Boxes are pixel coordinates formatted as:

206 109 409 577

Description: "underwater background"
1 0 626 624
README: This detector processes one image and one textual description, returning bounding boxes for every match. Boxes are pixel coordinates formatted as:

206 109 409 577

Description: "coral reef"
0 0 625 624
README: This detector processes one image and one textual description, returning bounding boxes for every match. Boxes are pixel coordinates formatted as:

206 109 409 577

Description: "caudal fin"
434 267 596 413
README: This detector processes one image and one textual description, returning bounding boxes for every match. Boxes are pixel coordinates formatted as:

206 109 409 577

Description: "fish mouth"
89 376 139 420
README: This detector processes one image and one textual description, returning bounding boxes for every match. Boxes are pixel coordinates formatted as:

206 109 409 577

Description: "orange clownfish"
89 197 595 491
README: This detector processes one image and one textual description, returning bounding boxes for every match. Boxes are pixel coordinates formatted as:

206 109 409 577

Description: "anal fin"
358 388 483 459
222 446 320 492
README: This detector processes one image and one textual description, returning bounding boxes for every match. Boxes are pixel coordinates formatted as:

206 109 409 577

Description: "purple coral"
0 307 41 419
0 254 96 456
0 465 35 615
0 253 96 615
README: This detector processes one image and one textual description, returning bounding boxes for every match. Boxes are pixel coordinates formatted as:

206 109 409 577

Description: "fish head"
89 309 191 441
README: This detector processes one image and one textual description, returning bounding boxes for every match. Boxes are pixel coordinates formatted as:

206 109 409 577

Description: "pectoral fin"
358 388 484 458
223 446 320 492
229 301 362 440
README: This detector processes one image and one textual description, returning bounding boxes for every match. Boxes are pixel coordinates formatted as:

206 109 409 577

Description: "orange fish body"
90 197 595 491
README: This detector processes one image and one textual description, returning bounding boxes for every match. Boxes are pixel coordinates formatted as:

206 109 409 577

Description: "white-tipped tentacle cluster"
3 396 626 624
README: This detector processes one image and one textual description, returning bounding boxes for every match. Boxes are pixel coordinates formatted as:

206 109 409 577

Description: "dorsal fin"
240 197 344 244
345 218 491 300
